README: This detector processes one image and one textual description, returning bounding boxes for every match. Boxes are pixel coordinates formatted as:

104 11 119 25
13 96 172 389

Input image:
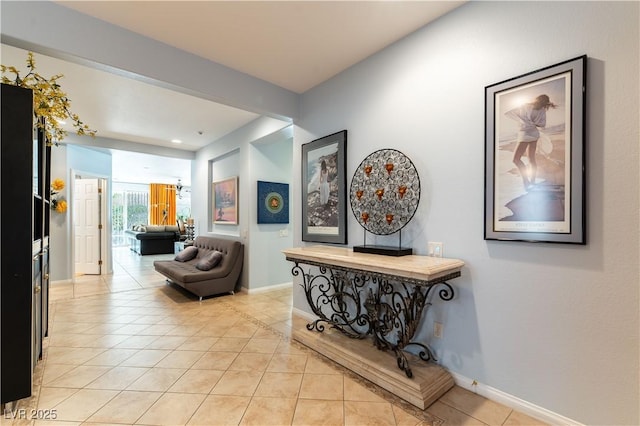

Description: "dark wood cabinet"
42 247 50 340
1 83 50 405
37 116 51 346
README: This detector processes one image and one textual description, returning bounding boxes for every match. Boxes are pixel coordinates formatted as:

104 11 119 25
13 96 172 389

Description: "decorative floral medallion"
265 192 284 214
349 149 420 235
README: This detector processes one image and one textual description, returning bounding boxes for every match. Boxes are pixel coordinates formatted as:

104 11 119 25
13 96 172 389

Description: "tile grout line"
43 249 446 425
219 297 442 426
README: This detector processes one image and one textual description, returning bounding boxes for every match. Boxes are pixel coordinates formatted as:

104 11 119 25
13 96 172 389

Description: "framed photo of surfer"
301 130 347 244
484 55 586 244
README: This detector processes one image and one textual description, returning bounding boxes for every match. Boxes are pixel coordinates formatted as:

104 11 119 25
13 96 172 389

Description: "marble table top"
283 245 464 284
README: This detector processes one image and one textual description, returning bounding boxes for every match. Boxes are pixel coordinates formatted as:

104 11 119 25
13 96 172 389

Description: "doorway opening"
72 175 108 276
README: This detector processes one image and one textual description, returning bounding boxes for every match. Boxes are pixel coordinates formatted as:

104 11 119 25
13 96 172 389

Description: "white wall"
6 0 637 422
248 128 294 289
294 2 639 424
193 116 291 289
2 1 298 286
49 145 69 281
1 1 298 121
50 145 113 281
209 149 241 235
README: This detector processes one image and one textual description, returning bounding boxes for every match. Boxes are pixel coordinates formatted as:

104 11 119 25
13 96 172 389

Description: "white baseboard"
292 308 316 322
289 310 581 425
449 371 583 426
242 281 292 294
51 279 73 286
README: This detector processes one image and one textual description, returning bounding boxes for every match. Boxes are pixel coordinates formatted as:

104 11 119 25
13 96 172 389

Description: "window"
112 183 149 246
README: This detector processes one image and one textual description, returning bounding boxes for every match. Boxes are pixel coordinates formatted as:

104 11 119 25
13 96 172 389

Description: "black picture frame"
302 130 347 244
484 55 586 244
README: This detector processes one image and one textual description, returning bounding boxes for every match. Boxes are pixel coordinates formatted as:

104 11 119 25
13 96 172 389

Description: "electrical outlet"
428 242 443 257
433 321 443 338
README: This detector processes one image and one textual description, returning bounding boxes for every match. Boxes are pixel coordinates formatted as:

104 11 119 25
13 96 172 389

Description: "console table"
283 245 464 408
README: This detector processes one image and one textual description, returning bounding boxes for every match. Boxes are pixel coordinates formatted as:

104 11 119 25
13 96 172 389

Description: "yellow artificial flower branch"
1 52 96 145
51 178 67 214
53 199 68 214
51 178 65 192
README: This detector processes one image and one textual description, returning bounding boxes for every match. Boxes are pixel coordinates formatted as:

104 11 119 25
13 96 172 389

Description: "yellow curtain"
149 183 176 225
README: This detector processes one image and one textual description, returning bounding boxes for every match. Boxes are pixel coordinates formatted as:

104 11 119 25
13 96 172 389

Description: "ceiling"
1 1 464 185
54 1 464 94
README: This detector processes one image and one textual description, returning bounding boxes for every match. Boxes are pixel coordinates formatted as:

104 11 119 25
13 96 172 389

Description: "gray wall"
293 2 639 424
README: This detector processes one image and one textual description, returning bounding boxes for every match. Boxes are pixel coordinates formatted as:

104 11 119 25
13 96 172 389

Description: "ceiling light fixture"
171 139 182 144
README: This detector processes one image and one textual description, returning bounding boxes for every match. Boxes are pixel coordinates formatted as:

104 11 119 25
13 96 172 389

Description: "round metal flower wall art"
51 178 67 214
349 149 420 236
1 52 96 145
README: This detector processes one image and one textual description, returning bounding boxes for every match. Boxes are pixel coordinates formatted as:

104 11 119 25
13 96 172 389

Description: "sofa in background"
125 225 181 255
153 236 244 300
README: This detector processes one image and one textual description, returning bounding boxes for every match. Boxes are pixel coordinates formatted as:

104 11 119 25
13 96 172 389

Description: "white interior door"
74 178 101 275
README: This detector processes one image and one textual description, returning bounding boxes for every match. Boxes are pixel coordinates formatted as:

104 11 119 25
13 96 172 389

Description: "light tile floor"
3 247 547 426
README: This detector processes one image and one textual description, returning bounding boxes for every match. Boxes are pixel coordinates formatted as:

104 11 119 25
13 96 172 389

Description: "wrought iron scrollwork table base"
283 246 464 379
